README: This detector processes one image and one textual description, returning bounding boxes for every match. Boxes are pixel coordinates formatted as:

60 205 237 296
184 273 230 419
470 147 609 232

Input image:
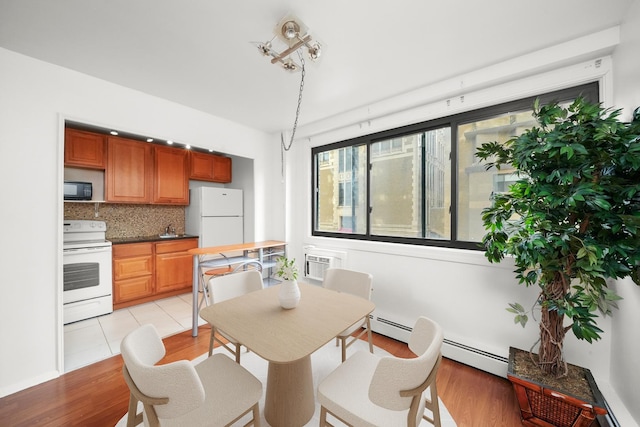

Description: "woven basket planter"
507 347 607 427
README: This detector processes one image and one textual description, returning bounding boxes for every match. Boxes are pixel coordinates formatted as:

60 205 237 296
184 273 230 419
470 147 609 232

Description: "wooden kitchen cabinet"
64 128 106 169
113 238 197 309
68 126 234 205
189 151 232 183
113 242 154 308
106 136 153 203
153 145 189 205
155 239 198 293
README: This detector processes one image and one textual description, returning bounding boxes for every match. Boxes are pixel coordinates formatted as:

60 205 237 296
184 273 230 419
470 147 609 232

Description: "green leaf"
476 96 640 353
514 314 528 328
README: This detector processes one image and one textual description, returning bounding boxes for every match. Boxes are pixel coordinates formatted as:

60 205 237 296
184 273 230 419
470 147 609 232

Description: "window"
314 144 367 234
369 129 451 239
312 82 599 249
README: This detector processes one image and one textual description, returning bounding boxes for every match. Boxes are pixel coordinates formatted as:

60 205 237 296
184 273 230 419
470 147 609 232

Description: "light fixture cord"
281 51 306 177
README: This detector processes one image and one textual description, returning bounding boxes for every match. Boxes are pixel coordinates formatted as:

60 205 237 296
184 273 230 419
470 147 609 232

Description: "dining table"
199 282 376 427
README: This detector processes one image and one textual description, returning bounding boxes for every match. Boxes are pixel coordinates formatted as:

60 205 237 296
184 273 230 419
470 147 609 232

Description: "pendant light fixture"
254 13 322 72
254 13 322 175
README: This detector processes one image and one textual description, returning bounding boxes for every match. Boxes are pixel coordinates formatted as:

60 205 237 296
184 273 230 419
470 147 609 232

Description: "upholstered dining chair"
322 268 374 362
318 316 444 427
120 324 262 427
206 269 264 362
198 259 263 311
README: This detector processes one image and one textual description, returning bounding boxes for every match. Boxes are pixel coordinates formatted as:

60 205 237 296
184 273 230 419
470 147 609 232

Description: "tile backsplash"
64 203 186 240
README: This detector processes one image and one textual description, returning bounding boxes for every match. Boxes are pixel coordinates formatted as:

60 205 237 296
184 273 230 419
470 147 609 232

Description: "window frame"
311 82 599 250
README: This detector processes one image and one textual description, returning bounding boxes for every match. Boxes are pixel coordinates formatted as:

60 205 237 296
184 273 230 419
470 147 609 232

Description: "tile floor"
64 292 205 372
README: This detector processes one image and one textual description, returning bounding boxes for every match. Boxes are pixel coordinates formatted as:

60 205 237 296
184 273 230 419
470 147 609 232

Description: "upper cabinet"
153 145 189 205
189 151 232 183
64 128 106 169
106 136 153 203
65 127 232 204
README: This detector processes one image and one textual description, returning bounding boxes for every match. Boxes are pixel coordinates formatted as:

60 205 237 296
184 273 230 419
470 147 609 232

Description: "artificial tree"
476 97 640 377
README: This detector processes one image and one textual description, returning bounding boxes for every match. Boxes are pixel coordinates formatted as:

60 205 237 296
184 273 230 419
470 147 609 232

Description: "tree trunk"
538 278 566 376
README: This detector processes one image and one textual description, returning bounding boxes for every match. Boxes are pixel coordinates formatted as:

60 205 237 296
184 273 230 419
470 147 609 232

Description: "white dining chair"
318 316 444 427
198 258 263 311
121 324 262 427
206 269 264 362
322 268 374 362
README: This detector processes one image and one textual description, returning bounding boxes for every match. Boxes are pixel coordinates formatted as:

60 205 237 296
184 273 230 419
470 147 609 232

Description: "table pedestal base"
264 355 315 427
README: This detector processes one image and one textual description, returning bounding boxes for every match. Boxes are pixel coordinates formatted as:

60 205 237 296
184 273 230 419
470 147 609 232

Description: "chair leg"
340 336 347 363
320 406 328 427
423 383 442 427
235 342 242 363
252 402 261 427
198 271 210 311
425 381 440 427
321 406 349 427
126 392 142 427
210 330 243 363
366 317 374 354
208 328 215 357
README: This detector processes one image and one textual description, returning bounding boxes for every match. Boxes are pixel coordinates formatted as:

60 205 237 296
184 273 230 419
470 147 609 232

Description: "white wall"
611 0 640 422
613 0 640 120
287 25 639 425
0 47 283 397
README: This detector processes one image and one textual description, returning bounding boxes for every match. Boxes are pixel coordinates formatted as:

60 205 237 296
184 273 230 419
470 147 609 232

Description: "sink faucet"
165 224 175 235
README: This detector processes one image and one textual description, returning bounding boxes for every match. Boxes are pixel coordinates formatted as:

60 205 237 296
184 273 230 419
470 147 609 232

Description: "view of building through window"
315 145 367 233
370 129 451 239
312 82 598 249
456 110 535 242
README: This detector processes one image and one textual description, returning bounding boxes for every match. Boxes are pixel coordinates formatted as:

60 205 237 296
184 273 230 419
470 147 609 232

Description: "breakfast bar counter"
188 240 287 336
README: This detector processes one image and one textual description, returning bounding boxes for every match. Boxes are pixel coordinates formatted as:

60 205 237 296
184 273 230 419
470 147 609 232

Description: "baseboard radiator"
372 316 508 378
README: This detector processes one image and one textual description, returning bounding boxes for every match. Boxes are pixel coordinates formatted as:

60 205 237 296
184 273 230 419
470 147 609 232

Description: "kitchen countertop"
109 234 199 244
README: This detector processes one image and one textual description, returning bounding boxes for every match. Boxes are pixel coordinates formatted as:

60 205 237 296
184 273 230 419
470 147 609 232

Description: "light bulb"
282 59 297 72
282 21 300 40
258 41 272 56
308 43 322 61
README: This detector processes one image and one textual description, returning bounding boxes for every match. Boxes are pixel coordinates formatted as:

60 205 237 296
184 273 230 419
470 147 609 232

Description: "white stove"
63 220 113 324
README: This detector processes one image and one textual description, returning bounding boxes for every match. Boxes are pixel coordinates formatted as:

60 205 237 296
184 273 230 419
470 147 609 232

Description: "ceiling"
0 0 634 134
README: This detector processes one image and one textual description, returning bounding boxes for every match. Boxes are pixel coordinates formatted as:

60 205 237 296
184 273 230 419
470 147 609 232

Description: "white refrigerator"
186 187 244 248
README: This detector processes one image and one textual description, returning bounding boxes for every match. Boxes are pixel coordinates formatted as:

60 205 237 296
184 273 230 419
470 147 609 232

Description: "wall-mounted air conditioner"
305 254 338 281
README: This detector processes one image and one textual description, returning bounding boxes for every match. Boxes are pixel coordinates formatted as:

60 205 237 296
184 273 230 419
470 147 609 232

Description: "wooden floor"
0 326 522 426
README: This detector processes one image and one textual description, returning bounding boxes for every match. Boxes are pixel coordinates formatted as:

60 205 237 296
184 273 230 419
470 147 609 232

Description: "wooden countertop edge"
188 240 286 255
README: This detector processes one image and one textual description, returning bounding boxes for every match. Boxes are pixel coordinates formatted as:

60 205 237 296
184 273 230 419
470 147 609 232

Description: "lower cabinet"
156 240 198 293
113 242 154 306
113 238 198 310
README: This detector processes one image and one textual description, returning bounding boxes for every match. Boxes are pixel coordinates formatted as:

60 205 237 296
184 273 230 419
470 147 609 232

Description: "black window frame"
311 82 599 250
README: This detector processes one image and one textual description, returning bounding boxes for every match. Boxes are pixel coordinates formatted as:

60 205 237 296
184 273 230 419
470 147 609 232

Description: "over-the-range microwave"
64 181 92 200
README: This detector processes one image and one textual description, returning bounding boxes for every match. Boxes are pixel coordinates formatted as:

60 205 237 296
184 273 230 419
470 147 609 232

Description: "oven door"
63 245 113 323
